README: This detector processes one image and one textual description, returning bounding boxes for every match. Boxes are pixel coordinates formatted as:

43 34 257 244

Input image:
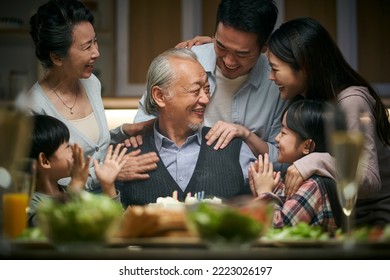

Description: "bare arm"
205 120 269 156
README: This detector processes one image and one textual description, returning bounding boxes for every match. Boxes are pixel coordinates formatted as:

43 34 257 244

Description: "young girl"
267 17 390 226
182 18 390 226
28 114 127 226
249 100 341 232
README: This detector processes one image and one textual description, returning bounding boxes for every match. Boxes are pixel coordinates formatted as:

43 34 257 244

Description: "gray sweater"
117 127 250 206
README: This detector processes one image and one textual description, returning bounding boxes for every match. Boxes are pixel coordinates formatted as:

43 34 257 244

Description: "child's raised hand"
249 153 280 197
94 144 128 197
248 159 259 196
69 143 90 192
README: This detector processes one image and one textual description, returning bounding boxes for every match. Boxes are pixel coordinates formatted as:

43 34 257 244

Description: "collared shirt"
134 43 289 164
257 178 337 232
153 124 256 192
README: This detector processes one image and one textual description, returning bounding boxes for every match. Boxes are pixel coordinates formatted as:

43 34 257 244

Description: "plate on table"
9 240 109 251
108 236 206 249
254 238 390 248
254 238 343 248
9 239 54 250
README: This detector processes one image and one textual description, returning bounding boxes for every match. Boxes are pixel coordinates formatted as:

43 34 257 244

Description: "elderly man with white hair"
117 48 256 206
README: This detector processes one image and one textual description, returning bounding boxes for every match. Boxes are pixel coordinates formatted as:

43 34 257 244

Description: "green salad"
187 203 264 244
37 191 123 243
262 222 331 241
262 222 390 242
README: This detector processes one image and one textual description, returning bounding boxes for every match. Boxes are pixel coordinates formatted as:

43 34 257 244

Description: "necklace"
52 87 78 114
45 73 79 115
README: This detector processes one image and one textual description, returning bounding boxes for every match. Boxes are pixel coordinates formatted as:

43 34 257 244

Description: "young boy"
28 114 127 226
249 100 342 232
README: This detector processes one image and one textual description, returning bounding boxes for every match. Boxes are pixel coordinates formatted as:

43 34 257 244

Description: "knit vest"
117 127 249 206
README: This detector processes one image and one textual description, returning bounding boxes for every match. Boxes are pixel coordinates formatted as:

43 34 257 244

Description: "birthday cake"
150 191 222 209
117 192 222 238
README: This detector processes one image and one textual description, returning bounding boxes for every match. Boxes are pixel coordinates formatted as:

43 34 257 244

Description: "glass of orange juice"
2 158 36 239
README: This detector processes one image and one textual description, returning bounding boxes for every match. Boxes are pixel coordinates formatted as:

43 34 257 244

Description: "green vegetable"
37 191 123 244
16 227 47 241
262 222 330 241
187 203 263 244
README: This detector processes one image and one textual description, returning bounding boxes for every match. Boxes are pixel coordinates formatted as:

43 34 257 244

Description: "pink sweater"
294 86 390 199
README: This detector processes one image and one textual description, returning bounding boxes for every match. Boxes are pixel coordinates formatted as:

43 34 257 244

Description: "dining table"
2 237 390 260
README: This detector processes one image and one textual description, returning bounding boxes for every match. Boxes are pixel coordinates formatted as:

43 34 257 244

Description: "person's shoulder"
191 43 214 53
338 86 374 107
191 44 216 71
80 74 102 97
252 53 270 70
83 73 100 84
15 82 44 112
248 54 277 89
339 86 369 97
306 174 335 187
26 81 43 97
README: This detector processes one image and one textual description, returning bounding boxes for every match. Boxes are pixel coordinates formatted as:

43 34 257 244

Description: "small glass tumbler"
2 158 37 239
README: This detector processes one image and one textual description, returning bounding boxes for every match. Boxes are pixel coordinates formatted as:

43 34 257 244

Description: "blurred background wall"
0 0 389 102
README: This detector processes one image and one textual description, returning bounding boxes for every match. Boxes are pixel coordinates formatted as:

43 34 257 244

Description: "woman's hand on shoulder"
284 164 304 197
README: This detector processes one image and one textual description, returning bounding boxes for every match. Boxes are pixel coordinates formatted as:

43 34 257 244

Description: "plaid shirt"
258 177 337 232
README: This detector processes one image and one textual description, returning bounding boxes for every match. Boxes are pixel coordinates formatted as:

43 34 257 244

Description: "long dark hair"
269 17 390 146
30 0 94 69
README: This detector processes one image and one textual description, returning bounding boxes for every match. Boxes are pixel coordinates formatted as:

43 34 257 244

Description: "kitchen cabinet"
0 0 116 101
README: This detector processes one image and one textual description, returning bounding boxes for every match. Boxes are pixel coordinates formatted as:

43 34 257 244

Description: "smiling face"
275 113 308 164
214 23 261 79
160 58 210 132
268 51 307 100
47 142 74 181
62 21 100 79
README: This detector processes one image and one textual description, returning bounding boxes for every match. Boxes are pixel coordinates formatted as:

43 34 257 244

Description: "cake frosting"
150 192 222 209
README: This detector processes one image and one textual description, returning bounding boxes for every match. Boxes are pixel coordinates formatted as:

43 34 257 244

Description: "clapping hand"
94 144 128 197
248 153 280 197
69 143 91 192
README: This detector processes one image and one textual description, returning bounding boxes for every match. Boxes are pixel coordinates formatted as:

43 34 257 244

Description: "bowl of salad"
186 196 273 249
37 191 123 249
